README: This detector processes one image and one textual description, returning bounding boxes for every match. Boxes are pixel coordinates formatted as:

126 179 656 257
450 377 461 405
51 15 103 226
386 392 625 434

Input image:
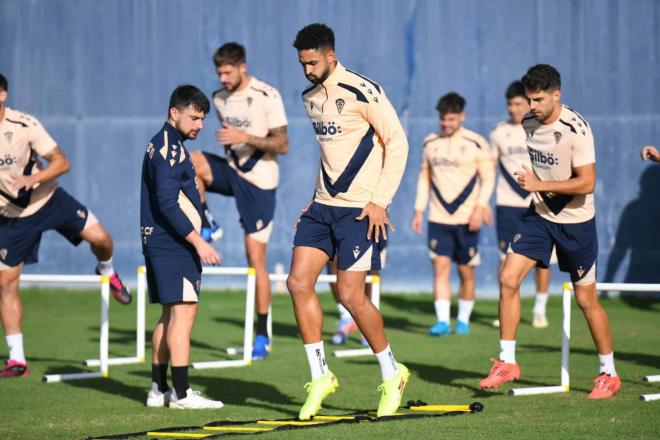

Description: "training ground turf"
2 288 659 439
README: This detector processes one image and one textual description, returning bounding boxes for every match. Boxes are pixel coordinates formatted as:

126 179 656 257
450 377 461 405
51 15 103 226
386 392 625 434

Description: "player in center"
287 23 410 419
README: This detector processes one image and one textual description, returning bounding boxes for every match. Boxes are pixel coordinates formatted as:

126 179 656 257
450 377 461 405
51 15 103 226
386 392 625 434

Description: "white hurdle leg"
510 283 572 396
643 375 660 383
43 275 110 383
192 267 256 369
333 274 380 358
84 266 146 367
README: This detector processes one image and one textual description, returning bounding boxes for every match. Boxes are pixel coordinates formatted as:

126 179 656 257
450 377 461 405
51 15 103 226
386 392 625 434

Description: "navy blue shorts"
511 209 598 284
203 152 275 237
496 206 529 255
0 188 94 268
145 254 202 304
427 222 480 265
294 202 386 271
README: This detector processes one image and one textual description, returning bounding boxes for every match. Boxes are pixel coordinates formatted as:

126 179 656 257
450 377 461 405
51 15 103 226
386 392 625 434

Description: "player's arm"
217 124 288 154
515 163 595 195
469 141 496 231
151 156 220 264
412 151 430 235
356 89 409 242
10 145 70 191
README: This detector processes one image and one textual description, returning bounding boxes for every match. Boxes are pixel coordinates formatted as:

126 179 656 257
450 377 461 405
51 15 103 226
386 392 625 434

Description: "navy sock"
256 313 268 337
171 366 189 399
151 364 169 392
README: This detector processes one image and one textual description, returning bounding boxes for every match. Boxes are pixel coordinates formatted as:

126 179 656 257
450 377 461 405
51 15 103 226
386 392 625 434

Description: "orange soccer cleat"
588 373 621 399
479 358 521 389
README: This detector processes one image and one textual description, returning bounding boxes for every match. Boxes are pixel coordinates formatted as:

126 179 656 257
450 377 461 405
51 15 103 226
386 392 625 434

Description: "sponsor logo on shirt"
430 157 460 168
505 146 528 156
312 121 342 137
528 146 559 168
0 154 18 167
225 117 252 128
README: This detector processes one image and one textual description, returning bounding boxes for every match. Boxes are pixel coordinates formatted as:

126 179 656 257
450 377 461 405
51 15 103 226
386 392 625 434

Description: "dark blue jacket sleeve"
150 153 195 239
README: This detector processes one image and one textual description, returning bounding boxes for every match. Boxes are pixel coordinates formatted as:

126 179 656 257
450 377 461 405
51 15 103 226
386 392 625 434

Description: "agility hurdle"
191 267 256 369
511 282 660 397
84 266 147 367
267 272 381 359
19 274 110 383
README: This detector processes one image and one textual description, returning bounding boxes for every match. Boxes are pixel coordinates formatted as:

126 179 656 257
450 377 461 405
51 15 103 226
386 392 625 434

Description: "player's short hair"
505 81 525 100
0 74 7 92
169 85 210 115
436 92 466 115
522 64 561 92
293 23 335 51
213 42 246 67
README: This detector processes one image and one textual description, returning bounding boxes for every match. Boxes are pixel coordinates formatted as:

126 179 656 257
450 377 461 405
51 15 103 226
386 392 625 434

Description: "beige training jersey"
490 121 533 208
212 76 288 190
415 127 495 225
302 62 409 208
0 107 58 218
522 105 596 224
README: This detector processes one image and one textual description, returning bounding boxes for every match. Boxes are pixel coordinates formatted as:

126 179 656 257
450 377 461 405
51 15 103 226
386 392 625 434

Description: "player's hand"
482 205 493 227
293 199 314 228
641 145 660 162
514 165 542 192
217 123 249 146
195 240 221 266
468 205 485 232
411 211 424 235
356 202 394 243
10 174 38 192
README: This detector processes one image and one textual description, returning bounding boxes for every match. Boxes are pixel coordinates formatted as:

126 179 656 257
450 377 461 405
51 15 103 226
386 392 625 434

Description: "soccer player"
288 23 410 419
412 92 495 336
641 145 660 162
0 73 131 379
479 64 621 399
141 85 223 409
190 42 288 360
490 81 552 329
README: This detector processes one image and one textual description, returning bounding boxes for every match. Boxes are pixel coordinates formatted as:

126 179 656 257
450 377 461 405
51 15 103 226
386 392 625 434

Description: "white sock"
434 299 450 323
304 341 328 380
457 299 474 323
533 292 548 316
375 344 399 381
499 339 516 364
337 303 351 321
598 352 617 377
6 333 26 363
96 257 114 276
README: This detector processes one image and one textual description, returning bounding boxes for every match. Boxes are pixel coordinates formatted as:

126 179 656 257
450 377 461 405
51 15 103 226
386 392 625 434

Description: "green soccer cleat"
298 371 339 420
376 363 410 417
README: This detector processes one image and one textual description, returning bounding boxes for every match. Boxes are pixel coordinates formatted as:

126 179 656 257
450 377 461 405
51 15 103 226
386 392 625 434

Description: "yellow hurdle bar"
409 404 472 412
147 432 212 439
257 420 328 426
203 426 273 432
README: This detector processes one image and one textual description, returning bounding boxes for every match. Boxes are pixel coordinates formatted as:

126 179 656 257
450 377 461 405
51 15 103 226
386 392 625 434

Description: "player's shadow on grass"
380 297 501 329
43 368 147 404
521 343 660 371
211 316 302 341
86 325 220 352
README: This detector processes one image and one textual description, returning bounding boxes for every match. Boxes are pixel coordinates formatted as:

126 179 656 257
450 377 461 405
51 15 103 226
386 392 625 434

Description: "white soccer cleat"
146 383 171 408
169 388 224 409
532 313 549 328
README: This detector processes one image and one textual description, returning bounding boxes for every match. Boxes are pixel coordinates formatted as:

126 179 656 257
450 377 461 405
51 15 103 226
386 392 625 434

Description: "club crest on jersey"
4 131 12 144
335 98 345 114
0 248 7 260
76 209 86 219
554 131 562 145
352 246 360 259
247 97 253 107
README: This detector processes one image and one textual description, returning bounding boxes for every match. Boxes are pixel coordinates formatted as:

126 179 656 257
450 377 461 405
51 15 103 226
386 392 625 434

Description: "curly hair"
293 23 335 51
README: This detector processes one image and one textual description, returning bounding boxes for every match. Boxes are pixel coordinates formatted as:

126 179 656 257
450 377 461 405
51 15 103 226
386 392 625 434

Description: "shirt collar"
322 61 346 87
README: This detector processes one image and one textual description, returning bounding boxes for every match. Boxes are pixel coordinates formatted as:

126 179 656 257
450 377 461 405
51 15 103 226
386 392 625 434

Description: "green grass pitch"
2 288 659 439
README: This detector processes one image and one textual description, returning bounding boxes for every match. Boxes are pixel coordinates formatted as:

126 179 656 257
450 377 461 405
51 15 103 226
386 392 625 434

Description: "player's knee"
575 293 598 313
499 269 520 294
286 274 311 296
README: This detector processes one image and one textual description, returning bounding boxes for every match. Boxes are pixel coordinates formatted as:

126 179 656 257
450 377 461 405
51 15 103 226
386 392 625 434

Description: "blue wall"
2 0 659 294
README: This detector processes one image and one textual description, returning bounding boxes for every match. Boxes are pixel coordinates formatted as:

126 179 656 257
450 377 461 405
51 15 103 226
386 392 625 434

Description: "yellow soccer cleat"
298 371 339 420
376 363 410 417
